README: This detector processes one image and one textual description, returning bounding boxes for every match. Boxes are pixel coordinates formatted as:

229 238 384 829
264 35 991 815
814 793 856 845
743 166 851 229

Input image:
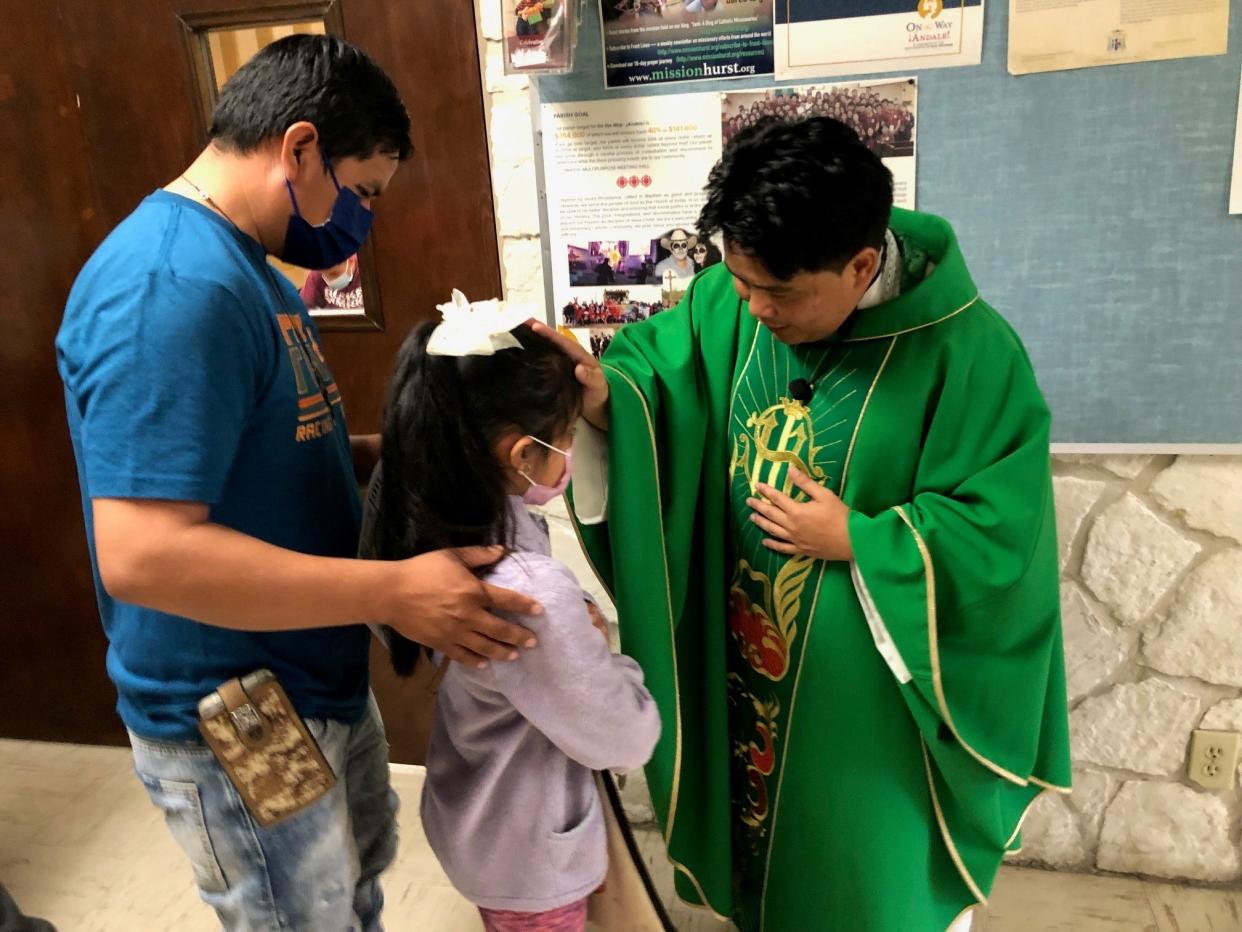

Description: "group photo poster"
723 78 919 208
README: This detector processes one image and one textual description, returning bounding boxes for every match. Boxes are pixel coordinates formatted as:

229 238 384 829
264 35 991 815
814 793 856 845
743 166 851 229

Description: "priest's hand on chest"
749 467 854 562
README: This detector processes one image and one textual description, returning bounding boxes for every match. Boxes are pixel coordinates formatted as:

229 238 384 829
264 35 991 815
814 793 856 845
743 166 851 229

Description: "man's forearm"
101 515 392 633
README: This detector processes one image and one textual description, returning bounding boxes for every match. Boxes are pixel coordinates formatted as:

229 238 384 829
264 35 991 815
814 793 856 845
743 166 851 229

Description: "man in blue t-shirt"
56 35 539 931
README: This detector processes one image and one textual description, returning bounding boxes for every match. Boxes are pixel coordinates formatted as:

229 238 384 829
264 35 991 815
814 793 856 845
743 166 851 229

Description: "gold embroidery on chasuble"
724 327 889 916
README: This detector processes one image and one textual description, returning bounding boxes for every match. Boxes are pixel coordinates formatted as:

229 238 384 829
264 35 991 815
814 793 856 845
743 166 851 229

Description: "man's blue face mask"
279 155 373 270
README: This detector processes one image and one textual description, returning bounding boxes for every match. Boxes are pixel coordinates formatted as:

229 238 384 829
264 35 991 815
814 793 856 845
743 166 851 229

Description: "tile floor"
1 740 1239 931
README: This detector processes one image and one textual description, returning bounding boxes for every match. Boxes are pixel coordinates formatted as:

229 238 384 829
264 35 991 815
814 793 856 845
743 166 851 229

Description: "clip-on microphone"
788 378 813 403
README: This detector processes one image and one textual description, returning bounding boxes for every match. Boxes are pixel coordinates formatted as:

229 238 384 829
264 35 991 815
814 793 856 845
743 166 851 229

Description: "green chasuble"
569 209 1071 932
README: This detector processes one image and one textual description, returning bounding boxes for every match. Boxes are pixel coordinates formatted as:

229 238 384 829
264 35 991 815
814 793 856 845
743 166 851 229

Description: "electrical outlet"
1188 730 1241 791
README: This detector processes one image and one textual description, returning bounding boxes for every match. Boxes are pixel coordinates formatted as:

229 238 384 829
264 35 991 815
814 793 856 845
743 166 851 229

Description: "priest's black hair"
373 320 581 676
697 116 893 281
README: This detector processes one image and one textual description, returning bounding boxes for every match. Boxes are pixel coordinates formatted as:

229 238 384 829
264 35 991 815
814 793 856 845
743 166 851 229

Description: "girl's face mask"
520 437 573 506
324 266 354 291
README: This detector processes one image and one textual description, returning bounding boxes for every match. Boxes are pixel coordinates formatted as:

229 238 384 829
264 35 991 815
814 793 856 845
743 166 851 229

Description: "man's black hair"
697 117 892 280
210 34 413 162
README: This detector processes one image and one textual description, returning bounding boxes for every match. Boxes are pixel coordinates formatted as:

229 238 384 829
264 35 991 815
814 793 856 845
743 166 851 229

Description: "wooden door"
0 0 501 762
0 3 119 747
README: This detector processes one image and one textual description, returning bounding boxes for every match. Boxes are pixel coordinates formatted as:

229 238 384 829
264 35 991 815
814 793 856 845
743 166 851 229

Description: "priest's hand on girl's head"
749 468 853 562
530 320 610 430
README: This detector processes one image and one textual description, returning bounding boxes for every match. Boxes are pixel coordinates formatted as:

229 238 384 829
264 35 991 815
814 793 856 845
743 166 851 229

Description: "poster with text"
775 0 983 81
541 95 726 331
601 0 773 88
723 78 918 208
1008 0 1228 75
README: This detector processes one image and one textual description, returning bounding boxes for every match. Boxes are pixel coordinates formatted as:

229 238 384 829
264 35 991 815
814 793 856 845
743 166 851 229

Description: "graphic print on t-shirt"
276 313 343 443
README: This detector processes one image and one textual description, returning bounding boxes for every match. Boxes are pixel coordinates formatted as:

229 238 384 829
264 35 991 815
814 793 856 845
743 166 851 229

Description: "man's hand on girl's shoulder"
378 547 544 668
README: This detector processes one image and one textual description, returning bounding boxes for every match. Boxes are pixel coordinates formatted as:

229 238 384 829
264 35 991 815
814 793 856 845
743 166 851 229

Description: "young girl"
367 292 661 932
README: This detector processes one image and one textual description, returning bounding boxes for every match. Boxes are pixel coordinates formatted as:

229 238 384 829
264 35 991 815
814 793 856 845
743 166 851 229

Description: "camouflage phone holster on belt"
197 670 336 827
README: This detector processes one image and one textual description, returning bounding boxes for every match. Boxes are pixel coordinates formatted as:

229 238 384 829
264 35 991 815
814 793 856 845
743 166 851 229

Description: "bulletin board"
533 3 1242 447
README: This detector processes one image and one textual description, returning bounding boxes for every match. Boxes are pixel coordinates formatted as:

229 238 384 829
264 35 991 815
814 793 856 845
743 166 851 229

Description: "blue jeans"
129 695 399 932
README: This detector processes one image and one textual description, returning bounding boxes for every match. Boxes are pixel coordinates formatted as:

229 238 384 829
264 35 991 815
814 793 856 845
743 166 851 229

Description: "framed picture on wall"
178 2 385 332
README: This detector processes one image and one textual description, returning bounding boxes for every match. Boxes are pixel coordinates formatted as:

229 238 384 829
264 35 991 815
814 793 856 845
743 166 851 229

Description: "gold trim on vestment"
569 390 732 921
602 363 735 920
1028 775 1072 794
605 364 685 845
945 903 986 932
727 325 763 454
842 296 980 343
922 739 988 905
842 337 897 488
758 343 894 932
757 563 828 932
568 507 616 608
670 862 733 923
892 506 1030 788
567 530 729 924
1003 790 1044 850
1002 780 1070 859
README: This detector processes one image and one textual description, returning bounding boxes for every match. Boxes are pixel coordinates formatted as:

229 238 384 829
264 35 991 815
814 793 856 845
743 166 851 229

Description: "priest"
539 116 1071 931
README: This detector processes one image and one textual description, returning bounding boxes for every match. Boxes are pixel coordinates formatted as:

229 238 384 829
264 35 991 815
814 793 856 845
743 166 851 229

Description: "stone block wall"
467 12 1242 886
1011 455 1242 885
473 0 544 305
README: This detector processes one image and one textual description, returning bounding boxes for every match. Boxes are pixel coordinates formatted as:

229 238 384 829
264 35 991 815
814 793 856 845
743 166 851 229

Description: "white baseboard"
389 762 427 776
1051 443 1242 454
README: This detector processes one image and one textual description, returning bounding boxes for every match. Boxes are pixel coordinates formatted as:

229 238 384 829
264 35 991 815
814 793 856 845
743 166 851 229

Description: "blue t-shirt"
56 190 369 740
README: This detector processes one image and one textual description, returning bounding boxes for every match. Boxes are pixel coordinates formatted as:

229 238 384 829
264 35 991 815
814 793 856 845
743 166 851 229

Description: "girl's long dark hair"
375 320 582 676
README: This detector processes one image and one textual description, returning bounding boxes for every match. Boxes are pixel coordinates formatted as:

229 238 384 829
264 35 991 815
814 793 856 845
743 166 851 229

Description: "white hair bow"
425 289 535 357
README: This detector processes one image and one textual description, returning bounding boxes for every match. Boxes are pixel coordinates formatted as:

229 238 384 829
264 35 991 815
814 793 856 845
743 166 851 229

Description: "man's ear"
279 121 320 181
848 246 882 290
